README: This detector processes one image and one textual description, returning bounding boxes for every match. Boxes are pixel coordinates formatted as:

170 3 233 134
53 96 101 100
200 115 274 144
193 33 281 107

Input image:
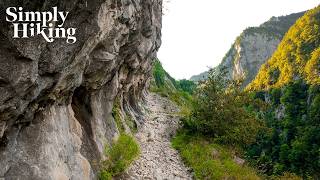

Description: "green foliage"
125 115 137 133
246 83 320 178
177 79 197 94
152 59 178 89
112 97 137 133
112 98 125 134
151 59 195 107
172 131 261 180
248 6 320 90
99 171 112 180
305 48 320 85
243 12 304 40
183 68 264 147
151 86 193 108
152 59 196 94
272 172 302 180
100 134 140 179
245 8 320 177
243 27 281 39
153 60 166 88
212 12 305 87
262 12 305 37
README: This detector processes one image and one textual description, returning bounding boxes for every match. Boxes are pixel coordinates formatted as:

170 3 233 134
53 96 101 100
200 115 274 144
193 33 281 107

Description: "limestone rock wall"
218 12 304 87
0 0 162 179
220 33 280 86
190 12 304 85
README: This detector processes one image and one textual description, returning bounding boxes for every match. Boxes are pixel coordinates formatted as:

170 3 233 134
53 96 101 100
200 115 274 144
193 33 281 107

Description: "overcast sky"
157 0 320 80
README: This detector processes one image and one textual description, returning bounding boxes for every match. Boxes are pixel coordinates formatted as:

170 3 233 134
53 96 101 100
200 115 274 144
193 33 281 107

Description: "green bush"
177 79 197 94
153 59 197 93
151 59 196 108
172 131 261 180
183 68 264 147
100 134 140 179
153 60 166 88
99 171 112 180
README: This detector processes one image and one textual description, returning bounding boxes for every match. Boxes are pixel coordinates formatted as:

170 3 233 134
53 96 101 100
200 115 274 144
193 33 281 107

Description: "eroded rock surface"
0 0 162 179
220 32 281 86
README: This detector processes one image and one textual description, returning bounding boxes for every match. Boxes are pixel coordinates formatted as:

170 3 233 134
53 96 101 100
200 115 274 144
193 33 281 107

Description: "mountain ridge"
190 11 305 85
247 6 320 90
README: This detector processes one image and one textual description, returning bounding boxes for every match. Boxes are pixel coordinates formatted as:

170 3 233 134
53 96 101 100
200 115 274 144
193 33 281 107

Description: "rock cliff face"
219 31 281 86
0 0 162 179
190 12 304 85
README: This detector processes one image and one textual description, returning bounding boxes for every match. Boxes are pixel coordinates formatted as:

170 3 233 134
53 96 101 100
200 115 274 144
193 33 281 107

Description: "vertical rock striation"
0 0 162 179
220 31 281 86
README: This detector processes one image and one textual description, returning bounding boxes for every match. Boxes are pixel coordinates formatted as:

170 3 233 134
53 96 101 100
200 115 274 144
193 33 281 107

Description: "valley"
0 1 319 180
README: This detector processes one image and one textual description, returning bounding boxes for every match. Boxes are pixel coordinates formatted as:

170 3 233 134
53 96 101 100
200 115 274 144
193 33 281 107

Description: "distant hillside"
190 71 209 82
247 7 320 90
151 60 196 107
190 11 305 85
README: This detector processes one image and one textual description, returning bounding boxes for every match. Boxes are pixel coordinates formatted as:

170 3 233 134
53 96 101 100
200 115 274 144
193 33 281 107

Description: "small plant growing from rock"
99 134 140 180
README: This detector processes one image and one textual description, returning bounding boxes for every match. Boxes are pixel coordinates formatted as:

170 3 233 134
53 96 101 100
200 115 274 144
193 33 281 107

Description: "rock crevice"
0 0 162 179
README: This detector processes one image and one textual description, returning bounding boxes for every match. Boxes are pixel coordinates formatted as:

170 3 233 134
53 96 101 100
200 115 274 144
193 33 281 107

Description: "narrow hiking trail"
122 93 193 180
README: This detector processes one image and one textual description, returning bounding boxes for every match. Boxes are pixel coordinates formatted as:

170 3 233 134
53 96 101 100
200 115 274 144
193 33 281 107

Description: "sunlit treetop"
247 6 320 91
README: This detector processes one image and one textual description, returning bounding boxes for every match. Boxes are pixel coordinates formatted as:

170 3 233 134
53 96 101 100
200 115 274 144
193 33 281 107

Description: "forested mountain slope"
191 12 305 85
247 7 320 90
245 6 320 178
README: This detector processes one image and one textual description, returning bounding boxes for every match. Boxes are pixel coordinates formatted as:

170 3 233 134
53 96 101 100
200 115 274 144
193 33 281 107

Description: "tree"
183 68 264 147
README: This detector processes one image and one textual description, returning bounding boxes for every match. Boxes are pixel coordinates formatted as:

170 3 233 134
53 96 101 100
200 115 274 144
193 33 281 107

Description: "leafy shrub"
99 171 112 180
272 172 302 180
177 79 197 94
152 60 197 94
151 59 195 108
172 131 261 180
183 68 264 147
100 134 140 179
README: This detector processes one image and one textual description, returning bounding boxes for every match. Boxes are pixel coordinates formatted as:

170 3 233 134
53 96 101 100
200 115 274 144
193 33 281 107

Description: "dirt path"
121 93 193 180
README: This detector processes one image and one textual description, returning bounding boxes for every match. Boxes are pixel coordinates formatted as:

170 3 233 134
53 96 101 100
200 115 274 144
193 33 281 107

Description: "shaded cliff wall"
0 0 162 179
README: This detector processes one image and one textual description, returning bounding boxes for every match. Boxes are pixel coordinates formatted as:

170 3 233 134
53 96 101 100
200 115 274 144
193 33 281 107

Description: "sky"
157 0 320 80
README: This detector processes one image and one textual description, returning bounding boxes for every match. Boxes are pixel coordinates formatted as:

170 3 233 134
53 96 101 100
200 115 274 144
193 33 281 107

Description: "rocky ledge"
0 0 162 179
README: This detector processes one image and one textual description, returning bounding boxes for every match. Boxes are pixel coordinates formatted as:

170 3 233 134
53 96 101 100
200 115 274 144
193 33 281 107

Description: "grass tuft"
172 131 261 180
99 134 140 180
